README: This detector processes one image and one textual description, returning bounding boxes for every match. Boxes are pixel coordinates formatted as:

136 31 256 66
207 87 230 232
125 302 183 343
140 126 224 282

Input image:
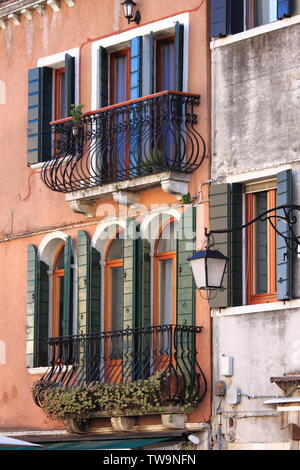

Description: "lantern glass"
122 0 136 20
188 249 228 290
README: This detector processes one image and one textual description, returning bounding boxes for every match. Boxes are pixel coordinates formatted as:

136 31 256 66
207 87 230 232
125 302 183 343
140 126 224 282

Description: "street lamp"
121 0 141 24
188 204 300 292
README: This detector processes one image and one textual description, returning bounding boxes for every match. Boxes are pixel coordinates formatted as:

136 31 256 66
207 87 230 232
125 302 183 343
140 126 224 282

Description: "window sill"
65 171 191 217
211 298 300 318
210 14 300 50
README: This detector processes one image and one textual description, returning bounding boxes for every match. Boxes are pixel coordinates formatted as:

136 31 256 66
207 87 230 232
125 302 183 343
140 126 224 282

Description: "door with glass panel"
154 220 177 369
105 235 124 383
109 49 130 180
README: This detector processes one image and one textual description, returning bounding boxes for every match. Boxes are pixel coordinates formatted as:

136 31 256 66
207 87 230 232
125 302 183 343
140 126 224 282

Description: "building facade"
0 0 212 449
210 0 300 451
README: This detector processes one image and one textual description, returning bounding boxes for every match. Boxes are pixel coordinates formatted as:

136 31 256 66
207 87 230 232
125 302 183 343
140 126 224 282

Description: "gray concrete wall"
211 22 300 179
212 308 300 446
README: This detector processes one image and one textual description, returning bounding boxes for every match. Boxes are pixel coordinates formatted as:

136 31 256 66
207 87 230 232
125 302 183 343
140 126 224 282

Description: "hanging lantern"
188 248 228 291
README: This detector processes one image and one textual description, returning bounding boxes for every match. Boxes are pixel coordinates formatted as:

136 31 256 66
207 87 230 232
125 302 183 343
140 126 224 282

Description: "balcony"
41 91 206 205
33 325 207 431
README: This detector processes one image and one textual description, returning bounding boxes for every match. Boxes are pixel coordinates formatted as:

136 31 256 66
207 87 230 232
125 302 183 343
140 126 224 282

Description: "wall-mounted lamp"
121 0 141 24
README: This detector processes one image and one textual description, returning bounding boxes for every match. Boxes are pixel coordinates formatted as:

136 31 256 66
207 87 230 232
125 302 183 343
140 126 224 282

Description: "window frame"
52 242 65 338
246 188 277 304
155 35 175 93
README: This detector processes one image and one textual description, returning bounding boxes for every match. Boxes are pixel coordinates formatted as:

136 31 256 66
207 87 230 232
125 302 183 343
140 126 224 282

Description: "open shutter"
135 237 151 328
98 46 108 108
177 207 196 325
149 31 155 95
210 0 244 38
209 184 231 308
230 184 243 306
130 37 143 100
175 22 184 92
26 245 38 368
277 169 293 300
277 0 293 19
65 53 75 117
63 236 73 336
78 231 101 335
27 67 52 164
123 219 138 330
27 246 49 368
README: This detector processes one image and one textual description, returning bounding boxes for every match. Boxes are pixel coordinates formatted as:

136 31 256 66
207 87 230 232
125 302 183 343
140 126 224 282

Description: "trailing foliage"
32 371 197 422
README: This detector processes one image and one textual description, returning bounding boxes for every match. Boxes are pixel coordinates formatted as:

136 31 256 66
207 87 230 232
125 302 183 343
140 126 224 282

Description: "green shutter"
175 22 184 92
27 245 38 368
277 169 293 300
63 236 73 336
65 53 75 117
123 219 137 330
89 245 101 333
230 184 243 306
27 67 52 164
209 184 231 308
77 231 89 335
135 237 151 328
98 46 108 108
176 207 196 325
27 246 49 368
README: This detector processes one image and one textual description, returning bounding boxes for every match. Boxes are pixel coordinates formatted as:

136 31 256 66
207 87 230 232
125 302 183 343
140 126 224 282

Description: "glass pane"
110 266 124 359
115 56 127 104
159 258 173 325
157 222 176 253
161 41 175 91
58 276 64 336
56 247 64 270
108 238 123 260
254 191 268 294
59 72 66 119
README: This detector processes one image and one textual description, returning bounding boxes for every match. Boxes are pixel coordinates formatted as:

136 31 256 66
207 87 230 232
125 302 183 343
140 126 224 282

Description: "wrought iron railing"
38 324 206 406
41 91 206 193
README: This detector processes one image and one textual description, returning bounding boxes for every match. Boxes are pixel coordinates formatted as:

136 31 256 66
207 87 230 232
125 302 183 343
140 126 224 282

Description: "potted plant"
141 149 166 174
70 104 84 136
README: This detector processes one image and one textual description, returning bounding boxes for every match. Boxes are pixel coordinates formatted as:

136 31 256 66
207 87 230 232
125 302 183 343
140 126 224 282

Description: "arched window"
52 242 74 337
154 220 176 326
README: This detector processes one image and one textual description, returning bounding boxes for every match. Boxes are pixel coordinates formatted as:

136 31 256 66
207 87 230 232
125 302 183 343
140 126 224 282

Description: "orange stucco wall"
0 0 211 430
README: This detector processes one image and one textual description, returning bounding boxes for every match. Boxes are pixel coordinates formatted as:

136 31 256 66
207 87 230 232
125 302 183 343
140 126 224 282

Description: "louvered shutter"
209 184 231 308
175 22 184 92
130 37 143 171
277 0 293 19
63 236 73 336
123 219 138 330
65 53 75 117
177 207 196 325
210 0 244 38
27 246 49 368
277 169 293 300
230 184 243 306
98 46 108 108
135 237 151 328
149 31 155 95
27 67 52 164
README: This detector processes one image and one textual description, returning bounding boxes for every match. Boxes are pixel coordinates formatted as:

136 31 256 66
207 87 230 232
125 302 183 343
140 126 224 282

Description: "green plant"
141 149 166 173
70 104 84 126
181 193 193 204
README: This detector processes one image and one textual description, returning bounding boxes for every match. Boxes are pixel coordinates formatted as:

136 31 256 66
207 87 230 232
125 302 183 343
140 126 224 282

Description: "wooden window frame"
104 232 124 333
154 219 177 326
54 67 66 121
246 189 277 304
156 36 175 93
109 48 131 105
52 242 65 338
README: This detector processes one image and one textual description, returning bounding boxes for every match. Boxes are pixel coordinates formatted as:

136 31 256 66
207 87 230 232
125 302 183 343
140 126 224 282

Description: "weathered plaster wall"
211 22 300 179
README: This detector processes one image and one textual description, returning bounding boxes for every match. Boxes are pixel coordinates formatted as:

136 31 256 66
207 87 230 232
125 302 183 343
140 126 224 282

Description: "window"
110 49 130 105
245 182 277 304
154 220 177 326
210 0 294 38
54 67 67 121
155 36 175 92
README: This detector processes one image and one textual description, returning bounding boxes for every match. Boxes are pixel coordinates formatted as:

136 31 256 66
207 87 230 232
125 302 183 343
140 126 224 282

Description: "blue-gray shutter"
63 236 73 336
65 53 75 117
135 237 151 328
177 207 196 325
175 22 184 92
130 37 143 171
277 0 293 19
98 46 108 108
27 67 52 164
27 246 49 368
210 0 244 38
277 169 293 300
123 219 138 330
230 184 243 306
149 31 155 95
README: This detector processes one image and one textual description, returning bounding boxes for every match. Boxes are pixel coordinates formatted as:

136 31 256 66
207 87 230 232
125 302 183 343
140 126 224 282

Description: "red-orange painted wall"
0 0 211 430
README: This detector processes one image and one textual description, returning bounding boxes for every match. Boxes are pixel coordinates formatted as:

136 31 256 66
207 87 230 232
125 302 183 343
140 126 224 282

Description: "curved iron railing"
41 91 206 193
37 324 207 406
